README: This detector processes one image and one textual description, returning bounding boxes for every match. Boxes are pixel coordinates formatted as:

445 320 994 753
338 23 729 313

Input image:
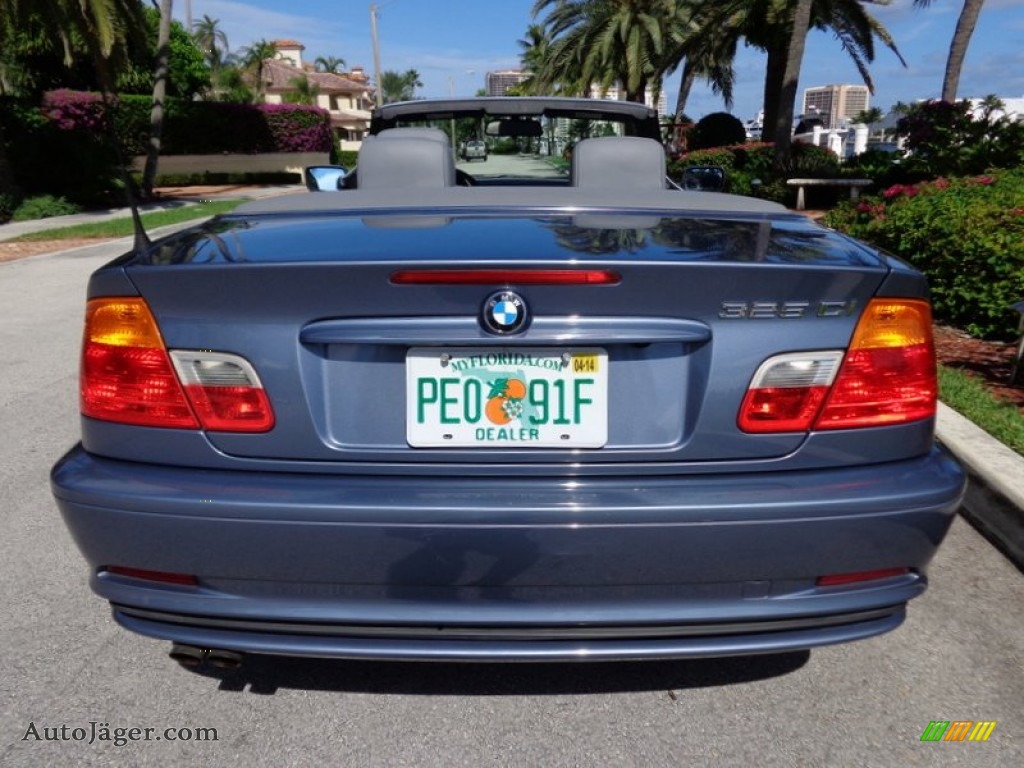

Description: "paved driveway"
1 238 1022 767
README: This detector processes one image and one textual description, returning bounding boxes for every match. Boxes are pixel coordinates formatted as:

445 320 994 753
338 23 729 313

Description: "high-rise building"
588 84 667 116
486 69 529 96
802 85 870 128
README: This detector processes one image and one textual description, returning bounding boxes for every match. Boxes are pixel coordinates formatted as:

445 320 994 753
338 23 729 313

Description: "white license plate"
406 347 608 447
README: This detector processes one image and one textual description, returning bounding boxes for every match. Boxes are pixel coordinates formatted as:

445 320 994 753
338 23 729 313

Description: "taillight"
815 299 935 430
738 299 936 433
738 352 844 433
81 297 273 432
170 351 275 432
82 298 199 428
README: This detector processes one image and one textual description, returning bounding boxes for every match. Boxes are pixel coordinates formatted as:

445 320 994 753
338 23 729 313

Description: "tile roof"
264 58 372 94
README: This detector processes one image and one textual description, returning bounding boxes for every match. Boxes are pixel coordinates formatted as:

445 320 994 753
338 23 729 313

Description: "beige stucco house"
263 40 374 151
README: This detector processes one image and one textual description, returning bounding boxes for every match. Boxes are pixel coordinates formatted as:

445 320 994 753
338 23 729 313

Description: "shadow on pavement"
184 651 810 696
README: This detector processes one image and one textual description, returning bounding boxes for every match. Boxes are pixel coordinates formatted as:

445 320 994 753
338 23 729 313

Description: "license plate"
406 347 608 447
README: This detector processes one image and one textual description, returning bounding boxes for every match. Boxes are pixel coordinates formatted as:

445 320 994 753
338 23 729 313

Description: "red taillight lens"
81 298 274 432
391 269 621 285
170 352 275 432
738 352 843 433
81 298 199 428
815 299 936 430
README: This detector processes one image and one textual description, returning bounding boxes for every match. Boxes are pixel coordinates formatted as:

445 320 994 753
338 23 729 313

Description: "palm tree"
0 0 146 199
379 69 422 103
515 23 554 95
689 0 907 150
853 106 884 126
239 39 278 99
914 0 985 102
141 0 173 197
669 20 738 118
192 14 229 73
284 74 320 105
314 55 346 74
532 0 694 102
770 0 813 164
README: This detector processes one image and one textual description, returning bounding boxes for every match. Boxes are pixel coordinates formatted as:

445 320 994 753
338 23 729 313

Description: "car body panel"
54 444 962 660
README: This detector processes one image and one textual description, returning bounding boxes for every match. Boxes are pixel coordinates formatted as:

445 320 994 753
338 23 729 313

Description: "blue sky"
179 0 1024 120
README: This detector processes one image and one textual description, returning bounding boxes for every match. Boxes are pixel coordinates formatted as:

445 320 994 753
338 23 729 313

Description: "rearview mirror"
305 165 348 191
485 118 544 138
681 165 726 192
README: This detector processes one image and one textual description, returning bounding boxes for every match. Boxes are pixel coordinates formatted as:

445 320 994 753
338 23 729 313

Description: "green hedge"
0 91 333 210
825 170 1024 340
667 142 842 205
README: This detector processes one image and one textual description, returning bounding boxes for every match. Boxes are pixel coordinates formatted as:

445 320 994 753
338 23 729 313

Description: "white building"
262 40 375 151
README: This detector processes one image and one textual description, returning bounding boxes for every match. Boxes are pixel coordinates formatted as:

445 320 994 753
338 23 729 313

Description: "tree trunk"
772 0 814 167
674 62 695 119
0 119 21 205
942 0 985 102
760 44 788 147
142 0 173 198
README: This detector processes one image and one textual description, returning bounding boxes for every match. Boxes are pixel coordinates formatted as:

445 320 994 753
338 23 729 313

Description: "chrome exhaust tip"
169 643 207 668
207 649 244 671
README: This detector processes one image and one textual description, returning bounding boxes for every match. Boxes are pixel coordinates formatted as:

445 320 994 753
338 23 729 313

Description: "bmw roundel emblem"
482 291 528 335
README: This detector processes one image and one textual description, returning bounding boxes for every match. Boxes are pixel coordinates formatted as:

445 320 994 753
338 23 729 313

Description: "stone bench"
786 178 873 210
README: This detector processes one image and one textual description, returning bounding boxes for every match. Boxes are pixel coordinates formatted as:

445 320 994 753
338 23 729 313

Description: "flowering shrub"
258 104 332 153
42 92 332 155
667 142 841 203
40 89 109 132
826 170 1024 339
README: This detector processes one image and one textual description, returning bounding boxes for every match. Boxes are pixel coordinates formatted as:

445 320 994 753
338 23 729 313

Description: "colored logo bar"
920 721 997 742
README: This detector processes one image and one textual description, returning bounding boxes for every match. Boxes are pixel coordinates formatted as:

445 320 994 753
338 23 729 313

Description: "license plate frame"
406 347 608 448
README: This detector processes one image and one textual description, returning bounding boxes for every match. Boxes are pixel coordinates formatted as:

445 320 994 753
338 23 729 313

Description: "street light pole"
370 3 383 107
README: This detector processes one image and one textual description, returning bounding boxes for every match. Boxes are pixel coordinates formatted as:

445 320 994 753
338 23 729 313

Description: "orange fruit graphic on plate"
485 377 526 425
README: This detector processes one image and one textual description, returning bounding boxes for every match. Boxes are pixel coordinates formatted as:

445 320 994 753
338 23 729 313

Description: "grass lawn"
12 200 246 241
939 365 1024 456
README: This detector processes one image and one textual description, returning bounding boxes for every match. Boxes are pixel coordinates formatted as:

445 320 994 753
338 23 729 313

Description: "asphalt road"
1 237 1022 768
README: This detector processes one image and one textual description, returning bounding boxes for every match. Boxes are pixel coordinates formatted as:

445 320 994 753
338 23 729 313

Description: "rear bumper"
52 445 965 661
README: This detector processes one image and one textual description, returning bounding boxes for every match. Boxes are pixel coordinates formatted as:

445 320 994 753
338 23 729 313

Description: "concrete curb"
936 402 1024 571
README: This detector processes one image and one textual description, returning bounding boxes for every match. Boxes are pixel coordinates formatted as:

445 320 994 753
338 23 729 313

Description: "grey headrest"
357 128 456 189
572 136 666 189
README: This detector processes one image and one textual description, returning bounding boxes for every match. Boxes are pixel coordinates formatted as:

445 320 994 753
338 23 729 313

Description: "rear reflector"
817 567 910 587
391 269 621 285
103 566 198 586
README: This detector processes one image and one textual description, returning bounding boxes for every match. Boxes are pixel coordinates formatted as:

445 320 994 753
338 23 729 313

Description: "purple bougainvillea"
41 90 110 132
38 91 332 154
